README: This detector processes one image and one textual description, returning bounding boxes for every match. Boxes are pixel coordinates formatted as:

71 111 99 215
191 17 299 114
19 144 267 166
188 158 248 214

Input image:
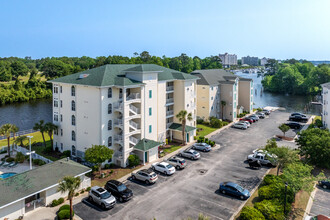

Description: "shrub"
198 136 205 143
59 204 70 212
193 136 198 140
197 118 204 124
57 209 74 220
209 141 215 147
62 150 71 157
202 121 210 126
24 155 30 160
92 165 99 172
86 187 91 192
210 118 221 128
75 192 79 196
0 150 6 154
239 206 265 220
258 183 294 203
314 119 323 128
222 121 229 126
80 189 85 194
104 164 111 169
165 139 168 145
6 157 15 162
15 152 25 163
262 174 282 186
33 159 46 166
51 197 64 207
254 199 288 220
128 154 140 167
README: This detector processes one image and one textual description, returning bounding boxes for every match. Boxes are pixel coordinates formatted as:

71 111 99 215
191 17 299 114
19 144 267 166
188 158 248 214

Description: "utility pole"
26 136 35 170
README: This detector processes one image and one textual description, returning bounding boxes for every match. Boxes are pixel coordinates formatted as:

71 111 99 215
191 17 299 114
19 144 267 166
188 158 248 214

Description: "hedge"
254 199 286 220
239 206 265 220
128 154 140 167
57 209 74 220
51 197 64 207
59 204 70 212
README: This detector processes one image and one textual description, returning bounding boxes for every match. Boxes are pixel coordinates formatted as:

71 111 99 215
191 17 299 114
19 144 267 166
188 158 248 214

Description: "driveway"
74 111 301 220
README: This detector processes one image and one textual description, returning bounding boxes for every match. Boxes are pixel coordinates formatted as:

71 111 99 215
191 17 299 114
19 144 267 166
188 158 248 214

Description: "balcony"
129 120 140 130
114 135 123 144
166 122 173 129
114 118 123 127
113 102 123 112
166 98 174 105
129 105 140 116
126 93 141 102
114 151 123 159
129 136 139 146
166 110 174 118
166 86 174 92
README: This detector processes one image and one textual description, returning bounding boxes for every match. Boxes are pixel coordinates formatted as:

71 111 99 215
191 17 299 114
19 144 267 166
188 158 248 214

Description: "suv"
289 115 308 122
285 122 302 129
131 169 158 184
88 186 116 209
256 112 265 119
247 152 277 167
291 112 305 117
105 180 133 202
151 162 176 175
164 156 186 169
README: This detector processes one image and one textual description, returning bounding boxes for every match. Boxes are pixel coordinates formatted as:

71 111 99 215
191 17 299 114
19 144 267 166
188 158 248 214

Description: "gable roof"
169 123 196 132
191 69 238 86
134 138 162 152
0 158 91 209
49 64 199 87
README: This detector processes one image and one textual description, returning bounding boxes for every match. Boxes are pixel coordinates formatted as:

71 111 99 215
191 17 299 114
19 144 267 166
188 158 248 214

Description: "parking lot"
74 111 303 220
309 187 330 217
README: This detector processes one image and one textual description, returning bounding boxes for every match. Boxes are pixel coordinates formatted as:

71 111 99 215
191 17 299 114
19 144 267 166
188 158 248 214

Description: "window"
149 90 152 98
108 104 112 114
54 113 58 122
60 100 62 108
72 115 76 126
108 88 112 98
211 106 214 110
108 137 112 147
149 125 152 133
211 87 214 91
54 129 58 135
72 145 76 156
71 86 75 96
60 143 63 151
71 101 76 111
60 114 63 122
211 97 213 100
108 120 112 130
60 86 62 93
119 88 123 99
72 131 76 141
54 100 58 107
149 107 152 116
61 129 63 136
53 86 58 94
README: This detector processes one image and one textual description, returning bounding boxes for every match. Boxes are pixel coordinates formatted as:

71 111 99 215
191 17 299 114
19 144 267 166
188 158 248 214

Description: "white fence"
0 129 37 140
15 145 53 164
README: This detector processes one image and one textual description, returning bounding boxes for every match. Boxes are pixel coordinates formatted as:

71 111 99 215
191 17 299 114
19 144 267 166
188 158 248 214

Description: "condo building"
321 82 330 128
219 53 238 67
260 57 268 66
49 64 198 167
191 69 253 121
241 56 259 66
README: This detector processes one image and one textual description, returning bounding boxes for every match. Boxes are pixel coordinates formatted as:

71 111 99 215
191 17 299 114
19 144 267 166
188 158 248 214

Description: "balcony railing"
126 93 141 101
113 102 123 111
166 110 174 116
114 118 123 126
166 98 174 104
129 120 140 129
114 135 123 142
166 86 174 92
166 122 173 129
129 136 139 145
114 151 123 158
129 105 140 115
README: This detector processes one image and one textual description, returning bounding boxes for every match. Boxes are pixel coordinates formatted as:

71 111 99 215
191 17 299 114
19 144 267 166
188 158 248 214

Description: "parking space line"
198 197 237 213
193 207 225 220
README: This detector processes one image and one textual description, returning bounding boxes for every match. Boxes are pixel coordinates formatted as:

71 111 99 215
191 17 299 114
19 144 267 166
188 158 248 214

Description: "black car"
105 180 133 202
289 115 308 122
262 109 271 115
285 122 302 129
318 180 330 189
291 112 306 117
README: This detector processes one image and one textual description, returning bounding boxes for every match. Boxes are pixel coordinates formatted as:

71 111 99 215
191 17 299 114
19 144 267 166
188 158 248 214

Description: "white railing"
114 151 123 158
129 120 140 129
126 93 141 101
166 86 174 91
166 110 174 116
0 129 37 140
114 135 123 142
166 98 174 104
129 105 140 114
15 145 52 164
113 102 123 111
166 123 173 129
114 118 123 126
129 136 139 145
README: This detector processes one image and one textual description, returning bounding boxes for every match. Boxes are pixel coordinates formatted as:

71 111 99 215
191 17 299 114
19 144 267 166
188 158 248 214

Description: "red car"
240 118 253 123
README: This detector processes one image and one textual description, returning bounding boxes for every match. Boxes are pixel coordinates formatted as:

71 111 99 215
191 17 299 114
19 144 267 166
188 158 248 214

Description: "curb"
229 167 272 220
303 183 317 219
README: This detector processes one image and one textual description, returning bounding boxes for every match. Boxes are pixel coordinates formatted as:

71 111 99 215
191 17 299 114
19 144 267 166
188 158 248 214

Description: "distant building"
260 57 268 66
241 56 259 66
321 82 330 128
219 53 237 67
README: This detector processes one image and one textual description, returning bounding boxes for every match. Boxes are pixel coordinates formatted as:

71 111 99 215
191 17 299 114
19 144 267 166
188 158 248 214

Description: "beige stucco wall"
238 80 253 113
220 84 235 121
209 85 220 118
148 147 158 162
322 86 330 128
157 81 167 142
196 85 210 120
0 200 25 220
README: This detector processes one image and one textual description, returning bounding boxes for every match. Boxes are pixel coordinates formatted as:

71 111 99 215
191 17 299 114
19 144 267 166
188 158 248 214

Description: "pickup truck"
247 152 277 167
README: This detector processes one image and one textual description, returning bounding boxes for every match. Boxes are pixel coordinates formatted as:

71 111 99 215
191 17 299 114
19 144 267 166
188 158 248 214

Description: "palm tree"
11 124 19 140
14 135 28 148
45 122 58 149
33 120 46 147
0 123 17 157
175 110 193 145
58 176 81 220
221 101 226 120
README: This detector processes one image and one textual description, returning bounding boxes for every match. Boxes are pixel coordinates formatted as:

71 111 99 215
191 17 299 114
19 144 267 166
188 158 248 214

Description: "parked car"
289 115 308 122
192 143 212 152
151 162 176 175
285 122 302 129
247 152 277 167
256 112 265 119
88 186 116 209
105 180 133 202
251 114 260 120
179 148 201 160
262 109 271 115
248 115 259 122
164 156 186 169
219 182 250 200
245 116 257 122
240 118 254 124
240 121 251 128
304 214 330 220
291 112 306 117
131 169 158 184
318 180 330 189
232 122 248 130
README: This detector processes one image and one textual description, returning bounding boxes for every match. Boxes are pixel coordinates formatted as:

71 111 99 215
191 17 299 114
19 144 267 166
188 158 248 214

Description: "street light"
284 182 288 216
26 136 35 170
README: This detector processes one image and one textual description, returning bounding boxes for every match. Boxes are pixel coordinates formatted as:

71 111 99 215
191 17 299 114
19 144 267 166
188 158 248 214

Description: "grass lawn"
291 190 310 220
196 124 217 138
0 131 50 149
0 74 46 86
163 145 182 154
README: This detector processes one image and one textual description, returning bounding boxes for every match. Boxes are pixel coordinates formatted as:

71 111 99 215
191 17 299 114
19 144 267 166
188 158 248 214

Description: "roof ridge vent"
79 74 89 79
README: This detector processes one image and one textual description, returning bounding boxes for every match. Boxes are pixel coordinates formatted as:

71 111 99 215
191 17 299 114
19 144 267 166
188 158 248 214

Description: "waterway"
0 74 321 130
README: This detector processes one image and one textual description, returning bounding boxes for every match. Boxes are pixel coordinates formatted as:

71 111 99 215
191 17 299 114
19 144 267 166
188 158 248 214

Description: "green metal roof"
0 158 91 209
134 138 162 152
169 123 196 132
49 64 199 87
191 69 238 86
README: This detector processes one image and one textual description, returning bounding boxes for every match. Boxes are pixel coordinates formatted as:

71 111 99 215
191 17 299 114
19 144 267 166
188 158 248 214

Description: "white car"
247 152 277 166
151 162 176 175
232 122 248 130
240 121 251 128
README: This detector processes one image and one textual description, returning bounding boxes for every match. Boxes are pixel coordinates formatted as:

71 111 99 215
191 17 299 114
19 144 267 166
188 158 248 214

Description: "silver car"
164 156 187 169
192 143 212 152
240 121 251 128
88 186 116 209
232 122 248 130
179 149 201 160
131 169 158 184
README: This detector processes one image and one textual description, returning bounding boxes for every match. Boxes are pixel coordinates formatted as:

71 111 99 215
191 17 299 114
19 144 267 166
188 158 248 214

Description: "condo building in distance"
191 69 253 122
241 56 259 66
49 64 198 167
219 53 238 67
321 82 330 128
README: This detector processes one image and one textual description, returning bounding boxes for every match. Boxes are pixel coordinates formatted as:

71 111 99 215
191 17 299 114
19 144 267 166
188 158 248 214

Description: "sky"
1 0 330 60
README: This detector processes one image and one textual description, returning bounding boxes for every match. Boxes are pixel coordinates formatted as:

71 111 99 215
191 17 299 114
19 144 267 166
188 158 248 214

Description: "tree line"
262 59 330 95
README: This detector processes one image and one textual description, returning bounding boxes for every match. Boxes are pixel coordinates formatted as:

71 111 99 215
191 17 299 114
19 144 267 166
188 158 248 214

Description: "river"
0 74 321 130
